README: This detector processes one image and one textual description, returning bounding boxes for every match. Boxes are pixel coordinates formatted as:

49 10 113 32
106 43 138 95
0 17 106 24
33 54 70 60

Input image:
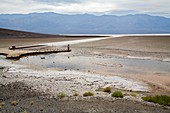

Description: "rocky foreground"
0 82 170 113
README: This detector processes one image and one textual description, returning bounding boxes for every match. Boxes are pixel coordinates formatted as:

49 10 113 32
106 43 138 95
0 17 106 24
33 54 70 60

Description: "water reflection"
0 55 5 59
18 53 170 75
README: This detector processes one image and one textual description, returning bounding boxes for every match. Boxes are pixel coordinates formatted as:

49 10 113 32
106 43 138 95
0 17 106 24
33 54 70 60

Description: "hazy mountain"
0 12 170 34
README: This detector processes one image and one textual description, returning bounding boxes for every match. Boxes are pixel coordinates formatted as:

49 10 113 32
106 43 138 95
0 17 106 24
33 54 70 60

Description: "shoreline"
0 58 149 94
1 60 170 113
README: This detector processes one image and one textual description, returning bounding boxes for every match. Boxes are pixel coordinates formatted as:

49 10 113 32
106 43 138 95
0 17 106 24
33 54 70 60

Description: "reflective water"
0 55 5 59
18 53 170 75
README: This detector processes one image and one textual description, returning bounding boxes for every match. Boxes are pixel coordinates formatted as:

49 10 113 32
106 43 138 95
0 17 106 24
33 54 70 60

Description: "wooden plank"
6 49 71 60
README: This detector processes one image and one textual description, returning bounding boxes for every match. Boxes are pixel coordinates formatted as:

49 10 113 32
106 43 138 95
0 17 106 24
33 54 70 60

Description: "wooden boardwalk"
0 45 71 60
6 49 71 60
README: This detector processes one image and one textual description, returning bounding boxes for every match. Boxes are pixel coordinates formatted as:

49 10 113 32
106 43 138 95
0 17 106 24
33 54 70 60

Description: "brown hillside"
0 28 58 38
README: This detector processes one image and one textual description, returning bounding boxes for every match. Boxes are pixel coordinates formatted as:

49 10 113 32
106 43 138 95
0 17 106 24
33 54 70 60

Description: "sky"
0 0 170 17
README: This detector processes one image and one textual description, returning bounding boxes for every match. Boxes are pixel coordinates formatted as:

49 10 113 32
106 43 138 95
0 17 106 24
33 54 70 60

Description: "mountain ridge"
0 12 170 34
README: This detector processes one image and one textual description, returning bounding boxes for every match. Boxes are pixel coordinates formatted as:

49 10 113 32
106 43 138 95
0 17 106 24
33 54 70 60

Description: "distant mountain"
0 12 170 34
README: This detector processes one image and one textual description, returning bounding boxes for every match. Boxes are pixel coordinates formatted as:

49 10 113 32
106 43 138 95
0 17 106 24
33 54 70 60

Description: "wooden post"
12 46 16 50
67 44 70 51
9 46 16 50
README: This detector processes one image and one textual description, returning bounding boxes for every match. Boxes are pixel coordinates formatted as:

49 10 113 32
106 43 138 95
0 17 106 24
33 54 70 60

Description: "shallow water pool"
18 53 170 75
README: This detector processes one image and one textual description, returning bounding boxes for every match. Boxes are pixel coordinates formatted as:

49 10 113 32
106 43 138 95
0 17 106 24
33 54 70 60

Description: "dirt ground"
0 37 86 48
0 82 169 113
71 36 170 60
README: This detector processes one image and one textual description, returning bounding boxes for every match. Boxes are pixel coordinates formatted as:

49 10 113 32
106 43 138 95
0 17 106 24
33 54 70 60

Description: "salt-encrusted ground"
0 58 148 97
1 59 170 113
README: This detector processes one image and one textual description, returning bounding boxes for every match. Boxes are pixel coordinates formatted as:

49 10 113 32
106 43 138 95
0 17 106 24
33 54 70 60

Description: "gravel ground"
0 82 170 113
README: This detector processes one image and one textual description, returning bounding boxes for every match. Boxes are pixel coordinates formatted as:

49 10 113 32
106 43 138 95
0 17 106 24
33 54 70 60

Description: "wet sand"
71 36 170 94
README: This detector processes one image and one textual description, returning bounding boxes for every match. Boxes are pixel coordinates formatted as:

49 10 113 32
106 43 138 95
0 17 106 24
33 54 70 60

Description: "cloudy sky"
1 0 170 17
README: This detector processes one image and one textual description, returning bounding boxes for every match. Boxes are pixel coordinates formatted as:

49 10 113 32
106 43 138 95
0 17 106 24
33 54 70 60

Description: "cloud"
0 0 170 17
34 0 81 4
52 1 117 13
0 0 118 14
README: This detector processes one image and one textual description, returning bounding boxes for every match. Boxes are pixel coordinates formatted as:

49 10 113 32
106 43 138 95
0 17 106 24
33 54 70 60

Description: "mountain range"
0 12 170 34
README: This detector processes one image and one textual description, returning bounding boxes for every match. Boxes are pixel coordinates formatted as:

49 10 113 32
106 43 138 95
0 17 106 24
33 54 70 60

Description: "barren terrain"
0 33 170 112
